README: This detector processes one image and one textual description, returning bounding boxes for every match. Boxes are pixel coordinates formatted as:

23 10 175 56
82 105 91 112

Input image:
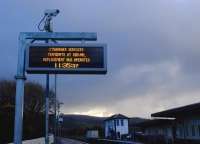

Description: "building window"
198 125 200 136
180 127 183 137
121 119 124 126
185 125 189 137
192 125 195 136
179 127 182 137
164 128 167 136
116 119 119 126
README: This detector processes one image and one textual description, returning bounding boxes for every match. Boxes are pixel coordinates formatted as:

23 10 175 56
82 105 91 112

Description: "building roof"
151 102 200 118
104 114 129 121
135 119 174 128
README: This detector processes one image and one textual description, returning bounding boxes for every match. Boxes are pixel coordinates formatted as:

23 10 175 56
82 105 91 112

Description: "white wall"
86 130 99 138
105 120 115 137
105 119 129 138
116 119 129 136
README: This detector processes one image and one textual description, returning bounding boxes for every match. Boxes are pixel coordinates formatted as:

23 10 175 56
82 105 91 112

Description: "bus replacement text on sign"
26 43 107 74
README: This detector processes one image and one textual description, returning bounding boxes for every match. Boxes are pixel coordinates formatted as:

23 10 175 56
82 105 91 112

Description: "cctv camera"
44 9 60 17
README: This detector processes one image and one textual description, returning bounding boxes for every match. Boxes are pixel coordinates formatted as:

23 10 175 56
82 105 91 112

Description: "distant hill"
129 117 148 126
61 114 147 130
59 114 148 137
62 114 105 129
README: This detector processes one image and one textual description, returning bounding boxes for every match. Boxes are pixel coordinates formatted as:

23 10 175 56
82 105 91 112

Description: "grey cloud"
1 0 200 117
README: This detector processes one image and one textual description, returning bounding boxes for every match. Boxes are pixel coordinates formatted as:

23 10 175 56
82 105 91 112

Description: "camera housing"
44 9 60 17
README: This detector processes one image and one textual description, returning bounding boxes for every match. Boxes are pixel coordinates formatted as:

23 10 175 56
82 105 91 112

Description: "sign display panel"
26 43 107 74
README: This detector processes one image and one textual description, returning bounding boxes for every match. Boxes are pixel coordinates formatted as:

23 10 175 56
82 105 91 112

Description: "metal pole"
57 104 60 137
45 14 52 144
54 74 57 142
44 32 50 144
14 34 26 144
45 74 49 144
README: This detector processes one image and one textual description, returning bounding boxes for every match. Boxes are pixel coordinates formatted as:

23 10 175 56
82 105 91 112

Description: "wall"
176 116 200 140
145 125 173 139
86 130 99 138
105 120 115 137
115 119 129 136
105 119 129 138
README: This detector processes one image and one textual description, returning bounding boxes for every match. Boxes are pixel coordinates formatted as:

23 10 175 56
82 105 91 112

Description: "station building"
152 102 200 143
104 114 129 139
133 102 200 144
138 119 174 139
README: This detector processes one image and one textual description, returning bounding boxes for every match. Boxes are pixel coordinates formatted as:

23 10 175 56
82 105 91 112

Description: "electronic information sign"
26 43 107 74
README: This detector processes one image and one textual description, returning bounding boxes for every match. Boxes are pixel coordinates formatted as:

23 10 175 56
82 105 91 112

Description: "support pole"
14 79 25 144
54 74 57 143
45 14 52 144
14 34 26 144
45 74 49 144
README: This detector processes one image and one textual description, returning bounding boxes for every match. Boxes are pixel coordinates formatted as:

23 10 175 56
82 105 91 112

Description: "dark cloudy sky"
1 0 200 118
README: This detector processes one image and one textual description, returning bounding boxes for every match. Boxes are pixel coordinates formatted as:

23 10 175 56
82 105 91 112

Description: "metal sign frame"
26 43 107 74
14 32 100 144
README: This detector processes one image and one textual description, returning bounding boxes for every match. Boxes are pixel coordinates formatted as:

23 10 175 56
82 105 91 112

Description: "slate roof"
151 102 200 118
104 114 129 121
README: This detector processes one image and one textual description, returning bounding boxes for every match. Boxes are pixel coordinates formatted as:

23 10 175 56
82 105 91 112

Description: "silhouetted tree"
0 79 58 143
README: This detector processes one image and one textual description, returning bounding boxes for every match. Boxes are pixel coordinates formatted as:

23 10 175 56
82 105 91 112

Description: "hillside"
61 114 147 130
62 114 105 129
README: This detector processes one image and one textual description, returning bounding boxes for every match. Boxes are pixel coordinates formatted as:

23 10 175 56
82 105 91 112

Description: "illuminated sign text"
26 43 107 74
